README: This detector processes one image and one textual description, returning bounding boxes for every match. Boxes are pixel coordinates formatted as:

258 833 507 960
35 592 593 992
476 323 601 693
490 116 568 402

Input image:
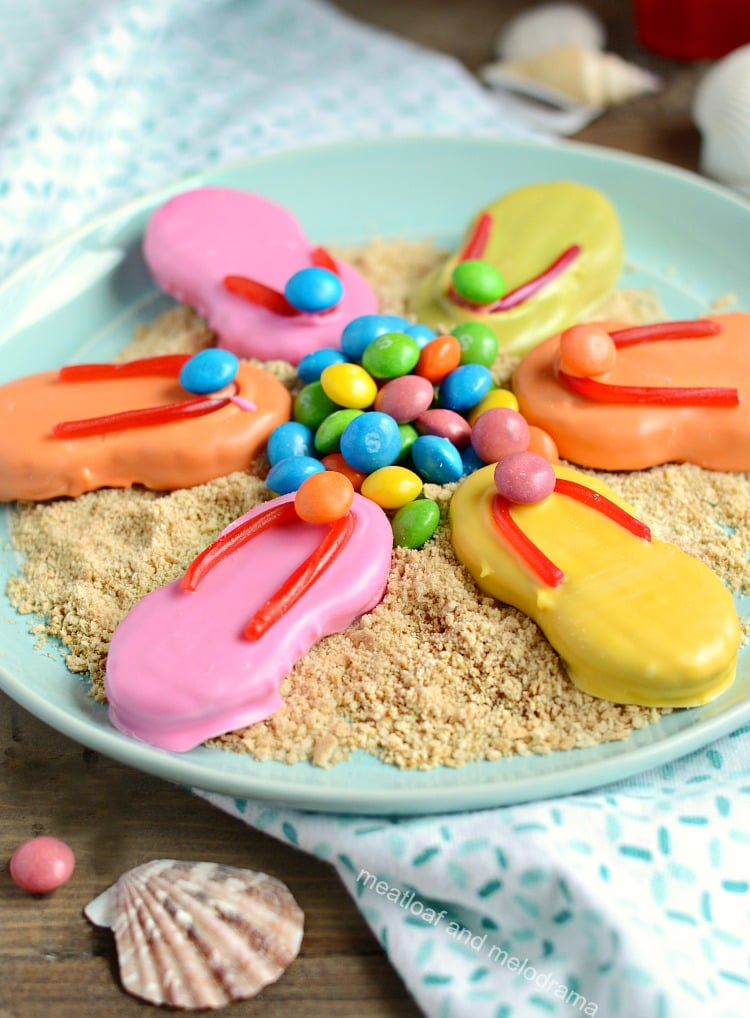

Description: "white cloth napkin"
1 3 748 1017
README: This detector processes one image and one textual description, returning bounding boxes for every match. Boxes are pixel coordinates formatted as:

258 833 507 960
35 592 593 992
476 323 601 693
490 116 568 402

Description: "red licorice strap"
52 396 230 438
458 212 493 261
181 502 297 592
58 354 190 382
491 479 650 588
223 274 299 316
487 245 580 311
243 511 354 640
609 319 721 348
310 246 340 275
558 369 739 406
553 479 651 542
491 494 565 588
451 245 580 313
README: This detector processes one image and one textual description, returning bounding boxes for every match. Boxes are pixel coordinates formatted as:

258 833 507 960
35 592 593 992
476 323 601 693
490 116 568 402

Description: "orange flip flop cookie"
409 181 623 356
450 456 741 708
0 349 291 501
513 315 748 470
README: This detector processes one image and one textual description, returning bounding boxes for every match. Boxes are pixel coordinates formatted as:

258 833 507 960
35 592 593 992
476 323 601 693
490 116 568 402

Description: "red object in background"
633 0 750 60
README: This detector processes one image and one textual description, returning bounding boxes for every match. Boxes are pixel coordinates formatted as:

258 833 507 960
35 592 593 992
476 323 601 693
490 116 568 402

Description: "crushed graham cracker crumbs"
5 238 748 770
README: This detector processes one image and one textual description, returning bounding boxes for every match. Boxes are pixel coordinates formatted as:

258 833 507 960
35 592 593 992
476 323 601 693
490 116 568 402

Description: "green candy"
451 259 505 305
451 321 500 368
391 498 441 549
361 331 420 379
396 422 419 463
314 408 363 455
293 381 339 430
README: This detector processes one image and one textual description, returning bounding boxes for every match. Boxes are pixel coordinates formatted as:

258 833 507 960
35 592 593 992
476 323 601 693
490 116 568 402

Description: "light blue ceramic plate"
1 136 748 815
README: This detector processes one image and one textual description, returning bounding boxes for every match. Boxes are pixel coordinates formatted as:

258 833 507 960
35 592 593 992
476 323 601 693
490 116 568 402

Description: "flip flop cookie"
143 187 378 364
105 476 393 751
513 315 748 469
0 349 291 501
409 181 623 356
450 457 741 708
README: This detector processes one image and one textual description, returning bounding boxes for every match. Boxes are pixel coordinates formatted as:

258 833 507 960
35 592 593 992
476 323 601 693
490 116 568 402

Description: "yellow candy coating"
320 363 377 409
468 388 518 425
361 465 423 509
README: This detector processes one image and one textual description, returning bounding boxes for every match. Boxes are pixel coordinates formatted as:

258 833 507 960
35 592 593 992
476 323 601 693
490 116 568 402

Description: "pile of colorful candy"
264 314 558 549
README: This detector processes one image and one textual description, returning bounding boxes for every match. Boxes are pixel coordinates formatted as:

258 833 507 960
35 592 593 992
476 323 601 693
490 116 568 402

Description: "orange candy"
320 452 367 492
295 470 355 523
527 425 559 463
415 335 462 383
558 324 617 378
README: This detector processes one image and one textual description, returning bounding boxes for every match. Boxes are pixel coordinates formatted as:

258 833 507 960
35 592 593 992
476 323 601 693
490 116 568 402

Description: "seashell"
482 44 661 109
495 2 606 61
84 859 304 1010
693 43 750 195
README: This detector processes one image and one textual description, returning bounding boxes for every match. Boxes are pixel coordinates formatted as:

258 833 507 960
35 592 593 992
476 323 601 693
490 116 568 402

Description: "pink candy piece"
494 451 556 505
10 836 75 894
415 408 472 449
374 374 434 422
471 407 530 463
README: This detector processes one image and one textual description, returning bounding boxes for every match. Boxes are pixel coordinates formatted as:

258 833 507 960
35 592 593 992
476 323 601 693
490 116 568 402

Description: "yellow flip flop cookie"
409 181 623 356
450 458 741 708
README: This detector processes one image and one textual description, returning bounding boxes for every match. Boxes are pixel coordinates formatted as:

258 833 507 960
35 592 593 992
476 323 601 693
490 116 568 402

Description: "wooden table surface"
0 3 713 1016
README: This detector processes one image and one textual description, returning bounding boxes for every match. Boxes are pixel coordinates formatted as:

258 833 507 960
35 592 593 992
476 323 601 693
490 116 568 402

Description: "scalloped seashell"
84 859 304 1010
483 44 661 108
495 2 606 61
693 43 750 194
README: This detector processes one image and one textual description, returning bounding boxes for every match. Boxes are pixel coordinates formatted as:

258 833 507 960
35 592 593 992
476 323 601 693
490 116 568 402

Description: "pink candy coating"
494 451 556 505
9 836 75 894
471 407 530 463
374 374 434 422
415 408 472 449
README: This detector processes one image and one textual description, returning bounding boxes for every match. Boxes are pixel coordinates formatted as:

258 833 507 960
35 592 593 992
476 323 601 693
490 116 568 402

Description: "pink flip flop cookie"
105 483 393 752
143 187 378 365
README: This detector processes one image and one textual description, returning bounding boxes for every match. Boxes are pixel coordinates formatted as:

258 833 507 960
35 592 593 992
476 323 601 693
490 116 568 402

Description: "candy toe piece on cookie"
105 491 393 751
143 187 378 364
513 315 749 470
450 463 740 707
0 353 291 501
409 181 623 356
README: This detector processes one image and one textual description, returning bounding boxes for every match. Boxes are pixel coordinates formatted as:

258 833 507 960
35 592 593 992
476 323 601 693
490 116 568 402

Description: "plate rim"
1 133 748 815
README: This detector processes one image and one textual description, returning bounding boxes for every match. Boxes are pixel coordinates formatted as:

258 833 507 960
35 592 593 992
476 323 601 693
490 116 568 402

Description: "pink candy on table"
471 407 531 463
9 835 75 894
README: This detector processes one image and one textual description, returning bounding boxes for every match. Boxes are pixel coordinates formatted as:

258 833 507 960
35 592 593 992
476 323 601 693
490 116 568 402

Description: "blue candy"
179 348 239 395
438 363 494 412
284 267 343 313
266 455 325 495
266 422 314 466
404 323 437 349
340 314 411 361
461 444 486 476
410 435 463 484
339 411 402 473
297 347 348 384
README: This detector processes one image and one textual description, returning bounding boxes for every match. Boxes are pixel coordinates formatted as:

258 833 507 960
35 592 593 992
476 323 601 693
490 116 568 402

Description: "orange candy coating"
320 452 367 492
558 324 617 378
527 425 559 464
415 334 462 383
295 469 355 523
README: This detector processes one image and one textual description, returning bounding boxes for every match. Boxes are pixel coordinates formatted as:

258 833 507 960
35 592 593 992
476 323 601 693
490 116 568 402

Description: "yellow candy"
361 465 423 509
320 363 377 409
468 388 518 425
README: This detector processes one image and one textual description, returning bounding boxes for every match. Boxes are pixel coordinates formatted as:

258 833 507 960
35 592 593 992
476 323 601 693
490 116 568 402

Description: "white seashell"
495 2 606 61
693 43 750 195
84 859 304 1010
482 44 661 109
